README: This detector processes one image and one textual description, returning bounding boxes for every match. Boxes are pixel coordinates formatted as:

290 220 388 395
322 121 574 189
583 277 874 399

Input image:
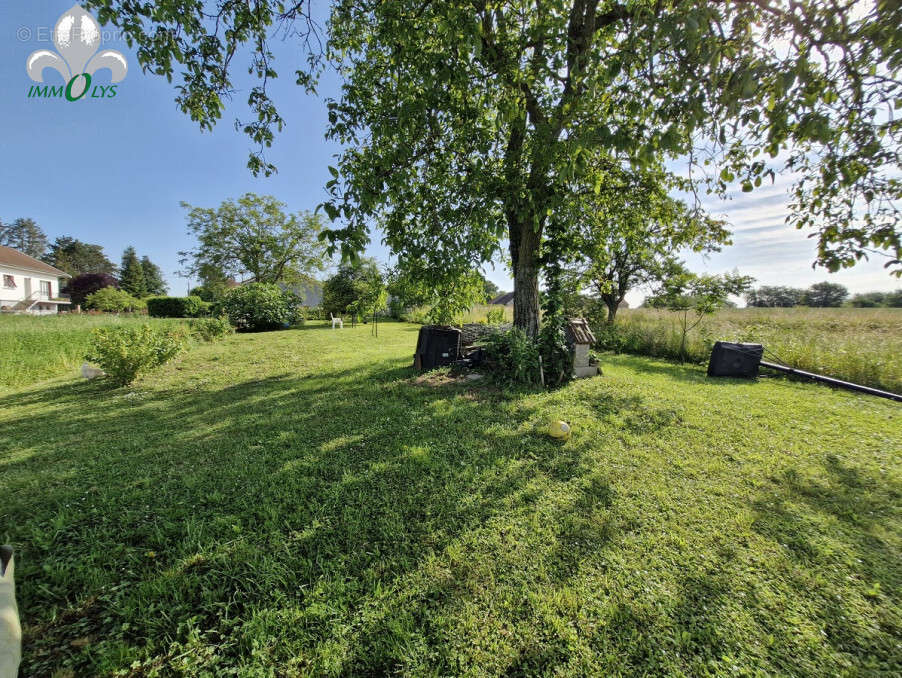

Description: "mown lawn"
1 321 899 676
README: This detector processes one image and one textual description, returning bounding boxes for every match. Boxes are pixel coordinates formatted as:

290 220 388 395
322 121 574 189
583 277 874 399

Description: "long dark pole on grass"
759 361 902 403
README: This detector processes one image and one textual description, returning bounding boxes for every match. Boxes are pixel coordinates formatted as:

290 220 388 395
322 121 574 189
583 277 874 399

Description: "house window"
2 275 15 289
40 281 51 297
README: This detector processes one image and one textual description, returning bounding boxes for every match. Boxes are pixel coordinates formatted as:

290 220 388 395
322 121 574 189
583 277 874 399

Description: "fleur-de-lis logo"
26 4 127 99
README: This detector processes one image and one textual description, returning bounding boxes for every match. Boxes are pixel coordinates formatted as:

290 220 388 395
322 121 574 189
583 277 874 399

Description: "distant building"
490 292 514 306
0 245 71 314
279 280 323 307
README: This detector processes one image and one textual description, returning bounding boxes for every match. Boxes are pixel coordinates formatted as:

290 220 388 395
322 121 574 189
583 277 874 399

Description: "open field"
597 307 902 393
1 321 899 676
0 314 187 390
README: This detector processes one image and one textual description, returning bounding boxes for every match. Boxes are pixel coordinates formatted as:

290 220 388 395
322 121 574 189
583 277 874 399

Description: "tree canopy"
120 246 147 298
141 256 168 296
480 275 501 303
647 267 755 360
0 218 48 259
64 273 119 307
803 281 849 307
323 0 901 334
746 285 807 307
564 166 731 322
86 0 902 334
179 193 328 285
44 237 117 276
322 257 384 319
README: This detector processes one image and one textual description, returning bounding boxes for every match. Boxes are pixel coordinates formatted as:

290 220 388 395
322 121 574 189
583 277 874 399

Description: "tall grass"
594 307 902 393
0 314 187 389
402 303 514 325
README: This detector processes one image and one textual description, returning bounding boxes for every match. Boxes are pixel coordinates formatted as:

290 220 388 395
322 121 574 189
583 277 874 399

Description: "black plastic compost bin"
707 341 764 378
413 326 461 371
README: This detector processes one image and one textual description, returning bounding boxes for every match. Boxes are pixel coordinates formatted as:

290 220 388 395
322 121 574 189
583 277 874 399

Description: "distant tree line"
0 215 167 306
746 282 902 308
847 290 902 308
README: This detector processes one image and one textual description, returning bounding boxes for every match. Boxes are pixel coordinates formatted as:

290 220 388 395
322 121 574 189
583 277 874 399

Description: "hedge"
146 295 208 318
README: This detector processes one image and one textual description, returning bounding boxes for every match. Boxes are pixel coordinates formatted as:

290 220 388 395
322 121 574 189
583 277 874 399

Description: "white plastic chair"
331 313 343 329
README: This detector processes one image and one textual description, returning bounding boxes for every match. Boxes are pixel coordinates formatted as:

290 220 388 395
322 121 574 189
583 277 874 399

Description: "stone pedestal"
566 318 599 379
573 364 599 378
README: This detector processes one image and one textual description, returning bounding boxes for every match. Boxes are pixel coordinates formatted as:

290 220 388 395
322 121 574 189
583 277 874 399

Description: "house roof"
0 245 70 277
490 292 515 305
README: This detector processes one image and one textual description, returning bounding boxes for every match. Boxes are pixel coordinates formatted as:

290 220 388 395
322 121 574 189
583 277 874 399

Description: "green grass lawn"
1 321 899 676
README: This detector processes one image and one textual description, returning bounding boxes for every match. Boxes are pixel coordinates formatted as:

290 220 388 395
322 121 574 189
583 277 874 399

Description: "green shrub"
537 316 573 387
485 307 506 325
297 305 323 321
85 325 186 386
84 287 146 313
482 328 541 385
188 282 234 302
221 283 301 331
191 315 234 342
388 297 407 319
401 306 431 324
147 296 207 318
592 322 631 354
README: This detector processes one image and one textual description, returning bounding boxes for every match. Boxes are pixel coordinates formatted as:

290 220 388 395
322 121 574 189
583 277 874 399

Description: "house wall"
0 265 65 314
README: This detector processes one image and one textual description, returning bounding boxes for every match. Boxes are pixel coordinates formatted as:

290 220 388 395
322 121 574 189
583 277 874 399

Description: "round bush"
65 273 118 307
85 325 186 386
221 283 300 331
84 287 145 313
190 315 234 342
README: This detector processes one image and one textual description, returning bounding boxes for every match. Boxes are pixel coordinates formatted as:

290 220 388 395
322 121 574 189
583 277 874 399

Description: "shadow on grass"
3 346 896 676
0 350 637 676
605 354 713 384
748 455 901 672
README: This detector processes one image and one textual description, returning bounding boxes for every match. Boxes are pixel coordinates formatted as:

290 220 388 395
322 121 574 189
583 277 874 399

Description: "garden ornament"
548 420 571 441
0 545 21 678
81 362 105 379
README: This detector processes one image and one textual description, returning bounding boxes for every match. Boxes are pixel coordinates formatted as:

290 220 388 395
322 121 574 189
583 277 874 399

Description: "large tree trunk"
603 295 619 323
510 218 541 338
501 101 546 339
599 269 628 324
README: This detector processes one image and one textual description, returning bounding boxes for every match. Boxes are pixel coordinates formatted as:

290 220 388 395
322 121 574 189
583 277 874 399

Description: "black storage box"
707 341 764 378
413 326 461 371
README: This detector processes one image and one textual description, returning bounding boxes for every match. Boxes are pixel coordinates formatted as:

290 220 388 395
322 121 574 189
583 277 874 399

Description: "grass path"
1 321 899 676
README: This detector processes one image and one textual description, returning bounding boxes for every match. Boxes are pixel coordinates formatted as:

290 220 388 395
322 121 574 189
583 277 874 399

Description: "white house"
0 246 71 315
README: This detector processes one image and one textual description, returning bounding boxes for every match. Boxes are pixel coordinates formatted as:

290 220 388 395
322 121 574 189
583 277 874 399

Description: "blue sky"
1 1 898 306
